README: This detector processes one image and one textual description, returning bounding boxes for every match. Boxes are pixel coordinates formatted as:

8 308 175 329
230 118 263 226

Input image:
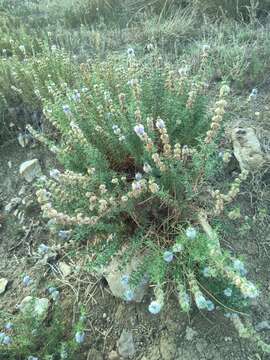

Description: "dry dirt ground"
0 129 270 360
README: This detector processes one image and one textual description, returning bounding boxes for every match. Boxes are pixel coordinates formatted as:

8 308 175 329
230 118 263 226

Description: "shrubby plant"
26 49 269 352
0 305 80 360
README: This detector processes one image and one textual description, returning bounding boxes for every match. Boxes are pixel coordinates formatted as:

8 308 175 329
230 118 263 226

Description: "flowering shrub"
27 49 269 351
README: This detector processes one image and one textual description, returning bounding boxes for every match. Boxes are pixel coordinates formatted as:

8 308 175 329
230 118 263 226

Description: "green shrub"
27 50 268 337
0 305 79 359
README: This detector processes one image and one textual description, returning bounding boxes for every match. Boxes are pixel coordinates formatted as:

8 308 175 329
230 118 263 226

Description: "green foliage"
0 305 78 360
29 52 262 323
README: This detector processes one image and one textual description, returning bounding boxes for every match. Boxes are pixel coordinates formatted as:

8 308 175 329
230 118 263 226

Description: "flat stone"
19 159 42 182
58 262 72 277
20 296 50 320
117 329 135 358
100 251 148 302
255 321 270 331
230 127 266 171
0 278 8 294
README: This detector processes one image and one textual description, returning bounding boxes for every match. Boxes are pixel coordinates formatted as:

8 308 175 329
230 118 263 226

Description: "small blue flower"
121 274 130 286
163 251 174 263
28 356 39 360
194 292 207 309
206 300 215 311
58 230 71 241
156 118 165 129
132 181 142 191
75 331 85 344
233 259 247 276
72 90 81 102
62 104 71 114
135 172 142 181
148 301 162 315
127 48 135 57
23 275 33 287
38 243 49 255
4 322 13 330
134 124 145 136
48 286 57 294
51 290 60 302
224 312 238 320
202 267 211 277
185 227 197 240
224 288 232 297
123 289 134 302
250 88 258 98
49 169 60 180
3 335 12 345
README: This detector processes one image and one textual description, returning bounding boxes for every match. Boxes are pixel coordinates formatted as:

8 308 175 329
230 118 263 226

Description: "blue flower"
202 267 211 277
48 286 57 294
123 289 134 302
194 292 207 309
148 301 162 315
62 105 71 114
121 274 130 286
75 331 85 344
206 300 215 311
127 48 135 57
23 275 33 287
185 227 197 239
135 172 142 181
156 118 165 129
132 181 142 191
4 322 13 330
250 88 258 98
51 290 60 302
72 90 81 102
28 357 39 360
58 230 71 241
3 335 12 345
224 312 238 319
49 169 60 180
38 243 49 255
134 124 145 136
233 259 247 276
224 288 232 297
163 251 174 263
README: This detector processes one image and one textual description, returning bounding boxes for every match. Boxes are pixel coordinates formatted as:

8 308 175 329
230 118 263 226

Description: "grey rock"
0 278 8 294
58 262 72 277
117 329 135 358
100 252 148 302
19 159 42 182
20 296 50 320
255 320 270 331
